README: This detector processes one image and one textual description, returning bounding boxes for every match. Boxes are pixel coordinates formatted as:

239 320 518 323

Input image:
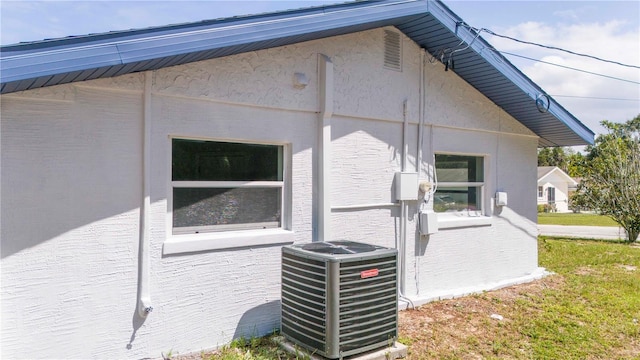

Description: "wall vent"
281 241 398 359
384 30 402 71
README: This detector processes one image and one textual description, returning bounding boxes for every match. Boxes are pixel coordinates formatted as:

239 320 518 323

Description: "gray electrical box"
419 210 438 235
281 241 398 359
395 172 418 200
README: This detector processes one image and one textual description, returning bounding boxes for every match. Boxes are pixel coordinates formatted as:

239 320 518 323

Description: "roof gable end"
0 0 594 147
537 166 577 185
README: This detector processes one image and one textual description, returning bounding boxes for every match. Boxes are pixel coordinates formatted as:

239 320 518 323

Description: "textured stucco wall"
1 27 539 359
1 83 145 358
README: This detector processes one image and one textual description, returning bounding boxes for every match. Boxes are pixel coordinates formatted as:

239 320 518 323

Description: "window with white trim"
171 138 284 235
538 186 544 198
434 154 484 216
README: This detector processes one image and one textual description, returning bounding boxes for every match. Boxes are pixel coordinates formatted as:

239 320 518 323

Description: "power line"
501 51 640 85
550 95 640 102
482 28 640 69
454 22 640 69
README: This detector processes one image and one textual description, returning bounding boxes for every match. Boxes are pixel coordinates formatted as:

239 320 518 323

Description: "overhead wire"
500 51 640 85
451 22 640 71
549 95 640 102
483 28 640 70
427 21 640 115
431 22 640 90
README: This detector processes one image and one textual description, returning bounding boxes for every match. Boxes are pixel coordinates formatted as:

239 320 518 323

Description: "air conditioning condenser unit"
281 241 398 359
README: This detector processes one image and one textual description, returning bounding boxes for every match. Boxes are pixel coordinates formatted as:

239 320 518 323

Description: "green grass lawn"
538 212 620 227
182 238 640 360
528 238 640 359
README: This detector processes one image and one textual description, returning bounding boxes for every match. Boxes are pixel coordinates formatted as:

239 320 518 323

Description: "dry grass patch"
399 276 564 359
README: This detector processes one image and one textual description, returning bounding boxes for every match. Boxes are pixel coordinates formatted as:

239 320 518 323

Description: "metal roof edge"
1 0 427 86
0 0 394 50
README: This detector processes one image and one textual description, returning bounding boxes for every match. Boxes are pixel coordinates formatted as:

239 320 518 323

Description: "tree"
571 115 640 243
538 146 585 178
538 147 567 170
566 151 585 178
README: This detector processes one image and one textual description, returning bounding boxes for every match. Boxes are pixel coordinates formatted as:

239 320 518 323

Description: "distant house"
537 166 578 212
1 0 594 359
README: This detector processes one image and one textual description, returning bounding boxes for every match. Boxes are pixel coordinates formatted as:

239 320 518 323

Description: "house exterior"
0 1 594 359
537 166 579 213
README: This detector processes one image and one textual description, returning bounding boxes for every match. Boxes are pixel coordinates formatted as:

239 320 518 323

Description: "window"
434 154 484 216
547 187 555 203
171 138 284 235
538 186 544 198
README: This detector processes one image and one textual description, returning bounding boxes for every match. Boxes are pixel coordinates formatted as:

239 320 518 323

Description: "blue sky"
1 0 639 141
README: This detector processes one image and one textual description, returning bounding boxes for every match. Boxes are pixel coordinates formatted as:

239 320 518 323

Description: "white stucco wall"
1 27 539 359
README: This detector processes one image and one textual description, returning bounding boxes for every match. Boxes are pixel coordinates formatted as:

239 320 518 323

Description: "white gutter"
318 54 333 242
137 71 153 318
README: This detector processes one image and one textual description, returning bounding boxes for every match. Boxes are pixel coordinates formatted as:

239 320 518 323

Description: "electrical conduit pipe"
318 54 333 242
137 71 153 318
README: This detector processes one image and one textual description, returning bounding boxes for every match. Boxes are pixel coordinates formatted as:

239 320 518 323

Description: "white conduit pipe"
414 50 426 295
332 203 399 211
416 49 426 180
137 71 153 318
399 100 415 309
318 54 334 242
417 50 425 178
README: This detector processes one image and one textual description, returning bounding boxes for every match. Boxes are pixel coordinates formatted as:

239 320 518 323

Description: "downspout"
318 54 333 242
137 71 153 318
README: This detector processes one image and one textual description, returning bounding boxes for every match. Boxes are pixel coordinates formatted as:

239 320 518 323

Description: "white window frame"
164 137 294 254
538 186 544 198
434 153 492 229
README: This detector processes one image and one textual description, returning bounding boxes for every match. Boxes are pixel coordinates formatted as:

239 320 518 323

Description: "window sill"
163 228 295 255
437 214 492 229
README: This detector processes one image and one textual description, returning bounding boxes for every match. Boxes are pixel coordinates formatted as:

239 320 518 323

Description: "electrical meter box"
395 172 418 200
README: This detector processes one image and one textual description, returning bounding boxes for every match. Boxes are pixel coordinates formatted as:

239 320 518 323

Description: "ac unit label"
360 269 379 278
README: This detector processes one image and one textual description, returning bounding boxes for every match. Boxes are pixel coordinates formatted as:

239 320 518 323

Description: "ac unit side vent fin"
282 271 326 288
339 275 397 288
340 314 397 331
339 304 396 318
281 296 325 315
283 256 326 270
282 283 325 300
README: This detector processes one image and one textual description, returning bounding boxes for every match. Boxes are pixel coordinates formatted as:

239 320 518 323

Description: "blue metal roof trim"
0 0 594 146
